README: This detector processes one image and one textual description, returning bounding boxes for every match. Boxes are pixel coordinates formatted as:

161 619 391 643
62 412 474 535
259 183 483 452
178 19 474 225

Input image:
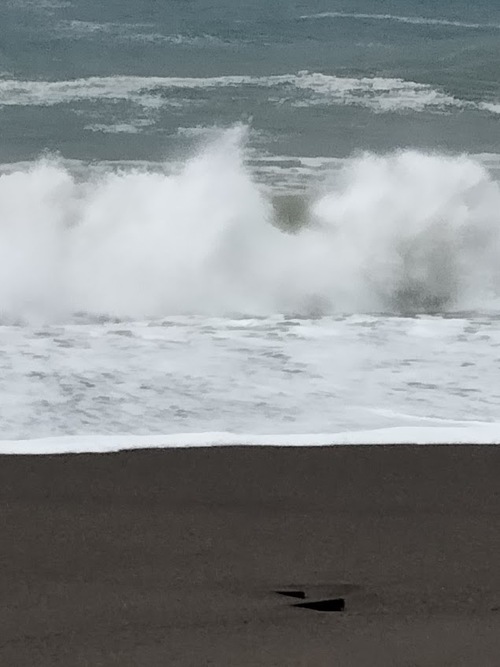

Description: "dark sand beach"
2 445 500 666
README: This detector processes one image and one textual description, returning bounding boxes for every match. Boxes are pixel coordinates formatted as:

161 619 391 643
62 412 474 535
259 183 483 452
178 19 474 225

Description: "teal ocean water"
1 0 499 162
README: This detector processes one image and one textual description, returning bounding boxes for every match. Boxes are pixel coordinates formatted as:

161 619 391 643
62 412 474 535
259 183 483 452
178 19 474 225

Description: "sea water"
1 0 500 449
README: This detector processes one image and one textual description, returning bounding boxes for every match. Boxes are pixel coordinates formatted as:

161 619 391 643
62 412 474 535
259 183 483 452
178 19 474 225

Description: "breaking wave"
0 72 468 114
1 126 500 322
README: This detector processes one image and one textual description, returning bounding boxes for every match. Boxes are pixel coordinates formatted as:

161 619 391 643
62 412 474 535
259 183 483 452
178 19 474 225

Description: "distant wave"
1 126 500 322
299 12 500 30
6 0 70 8
84 121 154 134
54 20 233 47
0 72 468 114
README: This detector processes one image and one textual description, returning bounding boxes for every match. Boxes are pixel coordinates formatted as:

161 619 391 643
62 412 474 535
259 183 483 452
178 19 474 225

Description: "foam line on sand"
2 423 500 454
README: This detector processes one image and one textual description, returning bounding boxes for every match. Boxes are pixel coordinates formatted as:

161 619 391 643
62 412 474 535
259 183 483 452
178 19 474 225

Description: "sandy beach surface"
2 445 500 666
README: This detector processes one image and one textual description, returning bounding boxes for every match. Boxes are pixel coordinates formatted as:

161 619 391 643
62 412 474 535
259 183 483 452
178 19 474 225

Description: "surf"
0 127 499 323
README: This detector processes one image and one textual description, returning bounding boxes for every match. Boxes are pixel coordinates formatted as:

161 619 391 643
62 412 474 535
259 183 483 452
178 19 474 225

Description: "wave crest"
0 72 466 114
299 12 500 31
1 127 499 322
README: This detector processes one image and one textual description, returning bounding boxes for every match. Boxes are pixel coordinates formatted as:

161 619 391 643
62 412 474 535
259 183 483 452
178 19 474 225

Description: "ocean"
1 0 500 449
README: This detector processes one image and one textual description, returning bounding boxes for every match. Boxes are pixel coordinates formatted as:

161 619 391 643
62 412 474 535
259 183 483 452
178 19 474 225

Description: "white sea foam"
480 102 500 115
0 72 466 113
85 120 154 134
299 12 500 31
3 425 500 454
1 310 499 440
289 72 459 112
0 127 500 323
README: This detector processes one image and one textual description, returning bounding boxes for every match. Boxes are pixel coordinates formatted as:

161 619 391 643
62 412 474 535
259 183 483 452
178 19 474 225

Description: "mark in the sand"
274 590 346 612
294 598 345 612
275 590 306 600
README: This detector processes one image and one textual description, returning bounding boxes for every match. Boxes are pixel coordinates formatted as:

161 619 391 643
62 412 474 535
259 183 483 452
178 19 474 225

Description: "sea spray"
310 151 500 313
0 127 499 323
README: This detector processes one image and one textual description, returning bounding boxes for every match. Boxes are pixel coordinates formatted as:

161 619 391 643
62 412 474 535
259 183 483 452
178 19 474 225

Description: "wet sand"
2 445 500 666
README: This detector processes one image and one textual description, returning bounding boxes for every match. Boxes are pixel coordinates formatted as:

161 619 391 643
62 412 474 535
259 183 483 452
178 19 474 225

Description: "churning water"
1 0 500 446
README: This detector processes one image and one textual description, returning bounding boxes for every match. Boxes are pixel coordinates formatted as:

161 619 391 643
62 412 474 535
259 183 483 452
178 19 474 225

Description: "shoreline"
2 445 500 665
3 423 500 455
